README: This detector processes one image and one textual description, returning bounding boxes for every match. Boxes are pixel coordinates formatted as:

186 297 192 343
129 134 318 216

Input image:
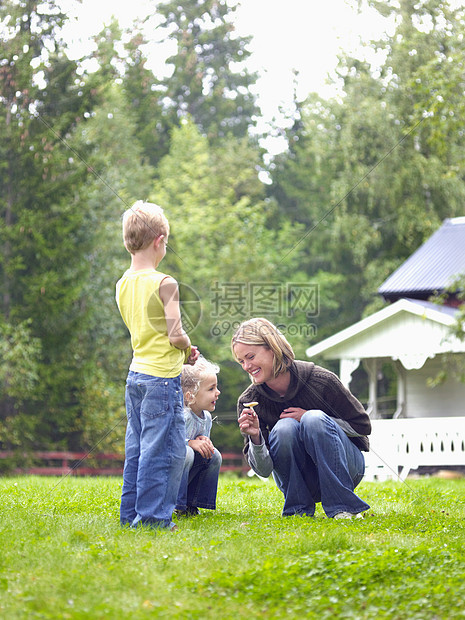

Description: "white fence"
363 417 465 482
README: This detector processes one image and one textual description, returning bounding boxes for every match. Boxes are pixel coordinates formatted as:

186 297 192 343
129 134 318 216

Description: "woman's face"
233 343 275 385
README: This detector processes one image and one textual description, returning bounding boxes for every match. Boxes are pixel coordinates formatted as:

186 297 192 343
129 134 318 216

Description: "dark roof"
378 217 465 301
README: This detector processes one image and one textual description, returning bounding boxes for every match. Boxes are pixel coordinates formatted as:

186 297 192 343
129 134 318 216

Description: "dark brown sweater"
237 360 371 453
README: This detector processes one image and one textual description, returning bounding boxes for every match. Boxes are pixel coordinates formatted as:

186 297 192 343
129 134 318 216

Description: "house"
305 217 465 479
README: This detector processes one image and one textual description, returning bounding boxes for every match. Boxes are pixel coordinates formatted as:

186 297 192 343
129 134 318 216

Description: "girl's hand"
197 435 215 452
189 436 214 458
280 407 307 421
238 408 261 444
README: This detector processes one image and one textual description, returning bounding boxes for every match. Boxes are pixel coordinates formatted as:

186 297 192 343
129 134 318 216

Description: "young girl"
175 357 222 516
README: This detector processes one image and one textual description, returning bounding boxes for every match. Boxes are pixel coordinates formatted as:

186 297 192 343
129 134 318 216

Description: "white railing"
363 417 465 482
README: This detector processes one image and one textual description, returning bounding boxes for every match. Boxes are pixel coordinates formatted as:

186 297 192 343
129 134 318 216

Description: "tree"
0 1 155 451
148 0 259 146
269 74 394 333
90 2 259 168
150 119 312 410
268 0 465 337
122 30 171 169
0 0 98 444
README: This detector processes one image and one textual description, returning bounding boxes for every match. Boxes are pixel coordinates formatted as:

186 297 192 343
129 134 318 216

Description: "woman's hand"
238 407 261 444
280 407 307 421
189 436 215 458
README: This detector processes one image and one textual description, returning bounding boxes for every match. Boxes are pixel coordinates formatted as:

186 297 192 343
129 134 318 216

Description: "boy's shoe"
170 524 179 532
333 511 363 520
174 507 200 518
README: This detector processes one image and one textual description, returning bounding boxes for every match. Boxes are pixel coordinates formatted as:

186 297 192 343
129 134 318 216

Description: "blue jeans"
176 446 222 510
269 410 369 517
120 371 185 529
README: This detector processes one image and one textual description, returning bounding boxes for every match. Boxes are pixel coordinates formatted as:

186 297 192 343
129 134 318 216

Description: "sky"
60 0 393 152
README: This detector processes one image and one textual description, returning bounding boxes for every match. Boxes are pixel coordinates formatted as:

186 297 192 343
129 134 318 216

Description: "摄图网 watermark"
209 281 319 337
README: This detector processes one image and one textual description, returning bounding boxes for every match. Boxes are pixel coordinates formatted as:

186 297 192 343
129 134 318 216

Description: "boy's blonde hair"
181 356 220 406
122 200 169 253
231 317 295 378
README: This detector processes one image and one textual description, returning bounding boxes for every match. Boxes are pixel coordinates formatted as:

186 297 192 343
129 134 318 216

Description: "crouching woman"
232 318 371 519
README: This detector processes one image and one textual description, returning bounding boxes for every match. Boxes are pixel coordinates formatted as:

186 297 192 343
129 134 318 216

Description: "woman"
232 318 371 519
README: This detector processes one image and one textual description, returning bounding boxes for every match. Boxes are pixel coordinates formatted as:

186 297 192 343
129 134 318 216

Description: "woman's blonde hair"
122 200 169 253
231 318 295 378
181 356 220 406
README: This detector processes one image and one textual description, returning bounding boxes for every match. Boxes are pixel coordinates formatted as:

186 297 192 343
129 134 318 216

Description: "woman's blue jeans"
120 371 185 529
176 446 222 510
269 410 369 517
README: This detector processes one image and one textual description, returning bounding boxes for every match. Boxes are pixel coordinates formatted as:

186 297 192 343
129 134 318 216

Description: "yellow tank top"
116 268 185 377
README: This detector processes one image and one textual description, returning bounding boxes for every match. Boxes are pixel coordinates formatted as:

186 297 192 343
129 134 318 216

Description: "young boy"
175 357 222 517
116 200 198 531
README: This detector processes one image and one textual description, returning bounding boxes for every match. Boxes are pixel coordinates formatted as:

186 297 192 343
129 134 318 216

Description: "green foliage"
112 0 260 168
150 119 309 409
210 420 245 453
0 320 41 445
0 319 40 402
122 31 172 168
428 276 465 386
0 1 151 450
155 0 259 141
1 0 99 447
1 476 465 618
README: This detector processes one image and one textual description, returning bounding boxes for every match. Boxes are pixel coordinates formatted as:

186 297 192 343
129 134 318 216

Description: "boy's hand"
188 436 214 459
185 345 200 365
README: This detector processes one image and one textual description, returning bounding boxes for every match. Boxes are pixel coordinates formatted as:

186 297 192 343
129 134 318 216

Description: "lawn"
1 474 465 619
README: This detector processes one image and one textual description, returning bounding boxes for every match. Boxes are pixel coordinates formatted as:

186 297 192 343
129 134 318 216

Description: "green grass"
1 475 465 619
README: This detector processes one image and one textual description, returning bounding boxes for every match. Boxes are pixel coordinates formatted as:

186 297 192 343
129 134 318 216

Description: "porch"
364 416 465 481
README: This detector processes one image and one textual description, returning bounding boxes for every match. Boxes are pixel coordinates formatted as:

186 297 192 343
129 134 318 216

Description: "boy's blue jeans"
175 446 222 511
120 371 185 529
269 410 369 518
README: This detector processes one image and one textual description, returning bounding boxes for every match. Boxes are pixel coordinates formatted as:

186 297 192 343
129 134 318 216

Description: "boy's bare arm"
159 276 191 350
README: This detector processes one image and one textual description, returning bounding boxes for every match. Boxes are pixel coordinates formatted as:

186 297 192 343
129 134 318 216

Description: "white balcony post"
363 358 378 418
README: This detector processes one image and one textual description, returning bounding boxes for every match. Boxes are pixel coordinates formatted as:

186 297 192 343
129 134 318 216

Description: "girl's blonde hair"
181 356 220 406
231 318 295 378
122 200 169 253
